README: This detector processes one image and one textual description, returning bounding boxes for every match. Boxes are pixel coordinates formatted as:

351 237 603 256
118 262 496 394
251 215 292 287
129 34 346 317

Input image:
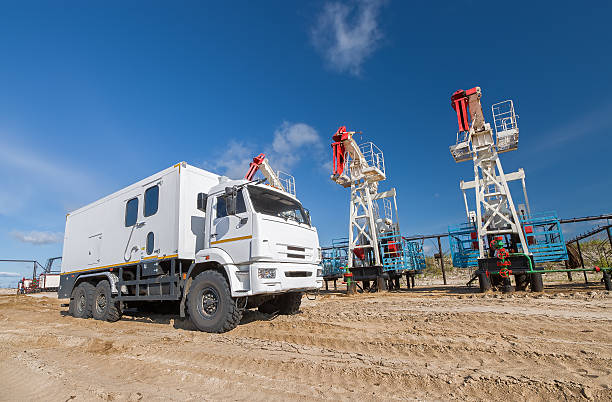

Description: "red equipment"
451 87 482 132
245 153 266 181
331 126 349 176
353 247 365 261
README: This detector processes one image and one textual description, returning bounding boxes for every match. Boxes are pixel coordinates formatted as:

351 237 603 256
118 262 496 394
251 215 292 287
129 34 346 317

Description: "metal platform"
520 211 568 263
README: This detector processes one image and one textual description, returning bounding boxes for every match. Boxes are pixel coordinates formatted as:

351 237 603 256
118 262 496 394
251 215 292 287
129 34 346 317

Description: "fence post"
438 236 447 285
576 240 588 284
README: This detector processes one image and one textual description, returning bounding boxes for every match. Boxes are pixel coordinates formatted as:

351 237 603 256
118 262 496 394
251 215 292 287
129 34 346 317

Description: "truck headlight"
257 268 276 279
317 268 323 277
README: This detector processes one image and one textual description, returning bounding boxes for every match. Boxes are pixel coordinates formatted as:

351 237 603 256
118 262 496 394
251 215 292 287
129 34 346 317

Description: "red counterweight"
451 87 481 132
245 153 266 180
331 126 348 176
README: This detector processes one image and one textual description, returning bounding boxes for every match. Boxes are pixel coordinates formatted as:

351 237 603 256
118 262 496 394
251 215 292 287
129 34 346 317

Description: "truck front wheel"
92 280 122 322
68 282 95 318
186 271 242 333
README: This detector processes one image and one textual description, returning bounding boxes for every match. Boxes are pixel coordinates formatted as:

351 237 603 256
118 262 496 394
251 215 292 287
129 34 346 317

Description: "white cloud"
0 272 21 277
204 140 255 180
270 122 322 171
311 0 385 76
11 230 64 245
205 121 323 179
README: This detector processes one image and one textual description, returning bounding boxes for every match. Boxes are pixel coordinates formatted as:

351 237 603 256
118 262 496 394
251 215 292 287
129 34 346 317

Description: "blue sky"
1 1 611 285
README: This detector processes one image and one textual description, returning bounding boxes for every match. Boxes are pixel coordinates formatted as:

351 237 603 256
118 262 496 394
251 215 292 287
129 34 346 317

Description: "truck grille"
285 271 312 277
275 243 313 260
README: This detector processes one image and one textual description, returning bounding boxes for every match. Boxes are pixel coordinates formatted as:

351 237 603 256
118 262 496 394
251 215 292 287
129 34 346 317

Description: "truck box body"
61 163 219 280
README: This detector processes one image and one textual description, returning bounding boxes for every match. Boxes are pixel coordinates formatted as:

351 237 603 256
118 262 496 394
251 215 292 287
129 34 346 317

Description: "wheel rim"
199 287 219 319
78 293 86 313
96 293 107 314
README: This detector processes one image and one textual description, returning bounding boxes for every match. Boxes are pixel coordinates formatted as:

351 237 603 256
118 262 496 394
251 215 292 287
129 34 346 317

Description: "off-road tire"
530 273 544 292
478 272 491 293
186 270 242 333
68 282 95 318
92 280 122 322
514 273 529 291
276 292 303 315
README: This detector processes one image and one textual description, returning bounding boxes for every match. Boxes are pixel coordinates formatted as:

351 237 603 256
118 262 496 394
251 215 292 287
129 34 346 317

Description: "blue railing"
321 238 348 277
320 231 427 277
520 211 568 263
379 230 426 273
404 240 427 271
448 222 479 268
448 211 568 268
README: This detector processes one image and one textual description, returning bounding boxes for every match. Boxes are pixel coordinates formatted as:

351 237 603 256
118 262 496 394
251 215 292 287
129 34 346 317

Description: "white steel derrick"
331 127 389 270
450 87 530 260
347 180 382 268
470 139 529 258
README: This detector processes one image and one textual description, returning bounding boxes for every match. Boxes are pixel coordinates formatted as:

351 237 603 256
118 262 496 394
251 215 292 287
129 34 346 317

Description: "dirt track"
0 284 611 401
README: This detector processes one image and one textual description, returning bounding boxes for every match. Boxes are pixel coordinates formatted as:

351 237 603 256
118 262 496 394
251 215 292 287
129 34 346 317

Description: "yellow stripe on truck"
210 235 252 245
61 254 179 275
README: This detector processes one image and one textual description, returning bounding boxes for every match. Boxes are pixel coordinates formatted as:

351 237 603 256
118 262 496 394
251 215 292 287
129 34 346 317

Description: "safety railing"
379 230 426 272
358 142 385 176
520 211 568 263
492 100 519 153
404 240 427 272
448 222 480 268
277 171 296 196
321 238 348 277
450 131 472 162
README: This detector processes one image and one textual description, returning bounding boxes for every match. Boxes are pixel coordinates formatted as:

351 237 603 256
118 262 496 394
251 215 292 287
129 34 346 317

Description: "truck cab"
200 179 322 297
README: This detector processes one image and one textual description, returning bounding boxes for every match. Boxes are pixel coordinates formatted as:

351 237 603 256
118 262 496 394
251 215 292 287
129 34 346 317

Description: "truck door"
210 189 252 264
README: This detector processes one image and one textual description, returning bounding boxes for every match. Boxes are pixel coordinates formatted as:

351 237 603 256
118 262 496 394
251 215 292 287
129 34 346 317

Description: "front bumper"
248 262 322 295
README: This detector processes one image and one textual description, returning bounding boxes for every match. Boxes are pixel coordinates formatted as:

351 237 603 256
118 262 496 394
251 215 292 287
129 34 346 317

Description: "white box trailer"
59 162 322 332
39 273 60 291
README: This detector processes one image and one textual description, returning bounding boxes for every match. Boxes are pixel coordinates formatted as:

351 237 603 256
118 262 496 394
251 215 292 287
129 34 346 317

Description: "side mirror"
304 209 311 224
224 186 238 216
197 193 208 212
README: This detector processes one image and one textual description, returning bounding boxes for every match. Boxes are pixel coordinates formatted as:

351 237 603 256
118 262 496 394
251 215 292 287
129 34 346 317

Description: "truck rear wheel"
186 270 242 333
69 282 95 318
92 280 122 322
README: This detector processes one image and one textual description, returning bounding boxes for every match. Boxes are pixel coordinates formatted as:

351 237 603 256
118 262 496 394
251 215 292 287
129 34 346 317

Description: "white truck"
59 162 322 333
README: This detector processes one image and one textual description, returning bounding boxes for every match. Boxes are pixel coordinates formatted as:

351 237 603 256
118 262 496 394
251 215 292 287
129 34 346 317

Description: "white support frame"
347 180 382 267
469 134 530 258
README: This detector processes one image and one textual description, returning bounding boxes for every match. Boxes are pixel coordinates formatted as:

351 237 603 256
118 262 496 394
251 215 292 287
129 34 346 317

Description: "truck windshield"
248 185 310 226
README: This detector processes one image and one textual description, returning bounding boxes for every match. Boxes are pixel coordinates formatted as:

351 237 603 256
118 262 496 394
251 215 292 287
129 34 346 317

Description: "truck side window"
197 193 208 212
216 196 227 219
125 198 138 226
216 190 246 219
144 185 159 217
146 232 154 254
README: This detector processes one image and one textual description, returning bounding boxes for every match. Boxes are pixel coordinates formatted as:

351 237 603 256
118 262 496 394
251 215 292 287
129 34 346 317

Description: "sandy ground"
0 280 611 401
